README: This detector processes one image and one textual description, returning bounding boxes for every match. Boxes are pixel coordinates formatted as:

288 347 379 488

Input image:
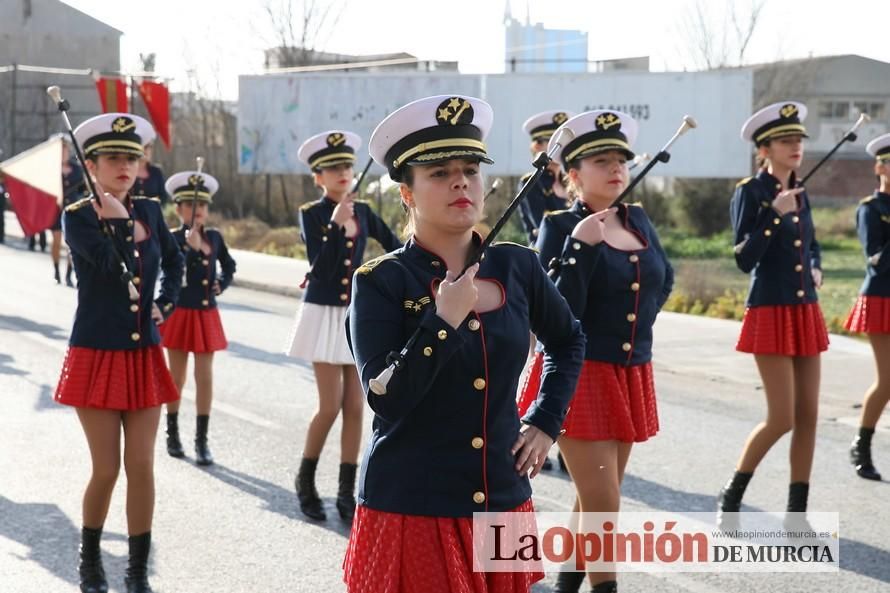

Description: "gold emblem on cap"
436 97 474 126
780 104 799 119
188 174 204 186
112 116 136 133
327 132 346 147
553 112 568 125
595 113 621 131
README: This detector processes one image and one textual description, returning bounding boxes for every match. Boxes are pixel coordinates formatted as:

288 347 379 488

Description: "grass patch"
666 250 865 335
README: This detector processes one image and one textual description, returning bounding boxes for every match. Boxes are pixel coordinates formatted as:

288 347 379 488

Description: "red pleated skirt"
55 345 180 410
844 296 890 334
343 499 542 593
736 303 829 356
517 353 659 443
159 307 228 353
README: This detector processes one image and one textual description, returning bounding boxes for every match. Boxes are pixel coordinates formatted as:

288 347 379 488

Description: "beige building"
747 55 890 200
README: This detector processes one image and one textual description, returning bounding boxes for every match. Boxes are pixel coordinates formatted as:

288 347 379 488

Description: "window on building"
819 101 849 120
821 100 885 121
854 101 885 120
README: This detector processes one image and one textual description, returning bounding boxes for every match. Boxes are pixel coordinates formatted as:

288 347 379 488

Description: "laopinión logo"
472 511 839 573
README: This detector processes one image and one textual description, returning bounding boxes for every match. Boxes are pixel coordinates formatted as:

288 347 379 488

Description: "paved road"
2 236 889 592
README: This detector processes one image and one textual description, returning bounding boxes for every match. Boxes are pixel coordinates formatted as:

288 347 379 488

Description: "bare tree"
679 0 767 70
259 0 349 68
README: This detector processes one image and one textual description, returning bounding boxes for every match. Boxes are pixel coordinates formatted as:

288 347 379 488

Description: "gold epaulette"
735 176 753 188
628 201 644 208
299 201 316 211
356 253 399 275
543 208 570 219
860 195 876 204
493 241 539 254
64 197 92 212
132 195 160 203
520 172 534 184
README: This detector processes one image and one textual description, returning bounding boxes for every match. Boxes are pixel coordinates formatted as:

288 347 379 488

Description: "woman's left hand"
151 303 164 325
213 280 221 295
511 424 554 478
811 268 823 289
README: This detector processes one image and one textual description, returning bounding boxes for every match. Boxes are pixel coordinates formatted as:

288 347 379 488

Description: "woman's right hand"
331 195 356 227
436 264 479 329
89 179 129 220
771 187 804 216
570 207 616 246
185 226 203 251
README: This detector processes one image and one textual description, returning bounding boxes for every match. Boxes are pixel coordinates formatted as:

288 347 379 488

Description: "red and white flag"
0 136 64 236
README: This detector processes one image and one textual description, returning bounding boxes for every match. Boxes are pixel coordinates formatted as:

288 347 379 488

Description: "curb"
232 278 303 299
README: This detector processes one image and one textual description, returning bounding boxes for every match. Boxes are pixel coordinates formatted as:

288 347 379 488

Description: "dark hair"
399 167 415 239
755 139 772 169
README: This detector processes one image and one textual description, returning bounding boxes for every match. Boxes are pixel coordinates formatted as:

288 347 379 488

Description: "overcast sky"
63 0 890 100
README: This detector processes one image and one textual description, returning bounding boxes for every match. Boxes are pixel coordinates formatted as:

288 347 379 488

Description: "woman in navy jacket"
55 113 183 593
718 101 828 527
517 110 573 244
845 133 890 481
50 138 86 286
285 130 401 522
343 94 584 593
159 171 236 466
131 140 170 205
517 110 673 593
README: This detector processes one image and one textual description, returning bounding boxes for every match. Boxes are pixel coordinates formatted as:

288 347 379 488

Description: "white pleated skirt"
284 302 355 365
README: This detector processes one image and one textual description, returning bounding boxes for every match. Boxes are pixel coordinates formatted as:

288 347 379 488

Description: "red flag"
0 137 64 235
94 76 129 113
137 80 171 148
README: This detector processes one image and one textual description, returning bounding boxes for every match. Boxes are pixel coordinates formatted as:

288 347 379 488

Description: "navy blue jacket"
63 159 86 206
63 195 183 349
347 237 585 517
518 170 569 244
299 197 401 306
854 191 890 297
169 226 236 309
730 170 821 306
132 164 170 205
54 159 88 229
538 201 673 365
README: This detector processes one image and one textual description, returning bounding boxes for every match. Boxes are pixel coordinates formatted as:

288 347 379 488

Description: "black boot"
786 481 809 513
78 526 108 593
165 413 185 458
66 263 75 287
850 427 882 481
124 532 153 593
336 462 358 522
590 580 618 593
552 570 585 592
54 262 61 284
295 457 326 520
194 415 214 466
783 482 817 536
717 471 753 530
